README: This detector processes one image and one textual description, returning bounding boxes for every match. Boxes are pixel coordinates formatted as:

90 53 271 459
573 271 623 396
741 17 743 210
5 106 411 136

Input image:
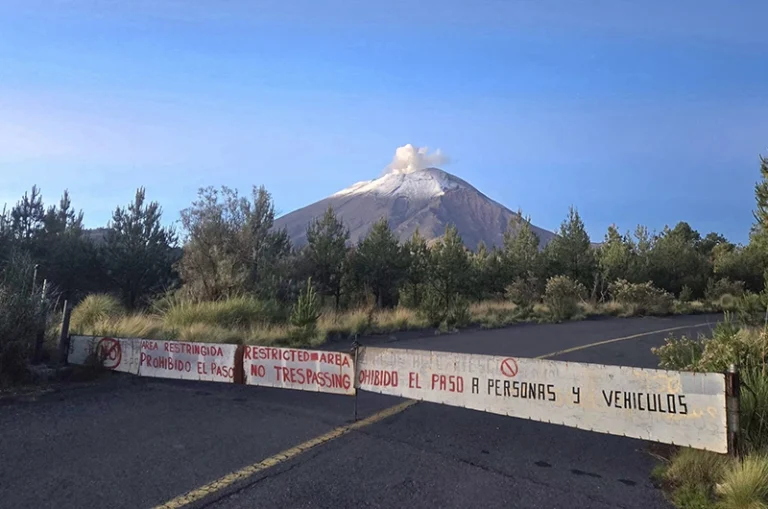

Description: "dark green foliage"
289 278 320 343
544 275 586 321
0 251 52 384
305 206 349 309
178 186 291 302
426 225 471 309
400 229 430 308
544 207 596 290
648 222 710 297
502 212 541 282
352 218 405 307
103 188 178 309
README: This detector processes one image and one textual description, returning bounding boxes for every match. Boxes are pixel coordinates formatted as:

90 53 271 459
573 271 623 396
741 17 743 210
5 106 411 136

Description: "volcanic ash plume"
385 144 449 175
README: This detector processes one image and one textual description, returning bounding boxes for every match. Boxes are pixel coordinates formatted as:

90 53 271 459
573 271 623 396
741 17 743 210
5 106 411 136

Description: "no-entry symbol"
500 358 518 377
96 338 122 369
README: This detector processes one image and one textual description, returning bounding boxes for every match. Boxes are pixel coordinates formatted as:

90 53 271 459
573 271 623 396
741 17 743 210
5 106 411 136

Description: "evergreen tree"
751 153 768 244
502 212 541 282
353 218 405 307
598 225 632 286
544 206 596 290
648 222 709 296
103 188 178 308
178 186 290 301
401 229 430 307
426 225 471 308
305 206 349 309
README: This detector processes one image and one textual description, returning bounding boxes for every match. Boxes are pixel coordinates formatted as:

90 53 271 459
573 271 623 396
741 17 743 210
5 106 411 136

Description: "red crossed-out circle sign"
96 337 122 369
500 358 518 377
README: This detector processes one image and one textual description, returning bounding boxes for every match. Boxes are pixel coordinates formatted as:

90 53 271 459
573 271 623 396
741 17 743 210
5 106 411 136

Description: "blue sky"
1 1 766 243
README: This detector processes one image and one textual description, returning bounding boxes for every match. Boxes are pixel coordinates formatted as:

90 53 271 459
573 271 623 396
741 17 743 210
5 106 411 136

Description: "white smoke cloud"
385 144 449 175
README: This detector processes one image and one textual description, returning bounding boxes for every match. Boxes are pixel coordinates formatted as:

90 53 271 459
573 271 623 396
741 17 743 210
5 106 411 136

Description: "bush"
419 287 448 327
70 294 124 333
163 296 284 330
705 278 746 302
737 293 768 327
289 279 320 344
742 365 768 452
609 279 674 315
445 296 471 329
0 252 53 384
666 448 730 493
505 276 540 309
680 285 694 303
716 455 768 509
544 276 586 322
652 334 706 371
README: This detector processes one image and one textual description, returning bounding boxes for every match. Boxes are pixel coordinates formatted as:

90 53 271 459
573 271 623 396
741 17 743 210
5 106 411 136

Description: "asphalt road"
0 314 721 509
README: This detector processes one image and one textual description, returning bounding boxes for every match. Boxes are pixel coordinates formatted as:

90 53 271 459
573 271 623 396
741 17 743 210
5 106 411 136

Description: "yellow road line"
535 322 712 360
154 320 711 508
153 400 417 509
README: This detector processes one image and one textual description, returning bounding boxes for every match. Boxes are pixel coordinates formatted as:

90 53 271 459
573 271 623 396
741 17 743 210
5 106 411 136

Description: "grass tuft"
716 455 768 509
163 296 283 330
666 448 731 490
70 294 124 333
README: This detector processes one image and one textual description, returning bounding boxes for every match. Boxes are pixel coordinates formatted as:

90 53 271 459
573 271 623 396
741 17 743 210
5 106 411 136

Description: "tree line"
2 154 767 317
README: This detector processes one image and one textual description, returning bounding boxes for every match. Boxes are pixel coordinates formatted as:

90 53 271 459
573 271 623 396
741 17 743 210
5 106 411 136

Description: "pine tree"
427 225 471 308
103 188 178 308
502 212 541 282
544 206 596 289
354 218 404 307
305 206 349 309
598 225 632 286
402 229 430 307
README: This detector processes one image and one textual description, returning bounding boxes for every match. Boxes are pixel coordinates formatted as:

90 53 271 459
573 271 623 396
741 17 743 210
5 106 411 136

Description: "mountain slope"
274 167 556 250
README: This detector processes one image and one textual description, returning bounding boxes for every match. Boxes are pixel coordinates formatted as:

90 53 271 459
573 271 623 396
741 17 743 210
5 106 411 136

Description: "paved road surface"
0 314 721 509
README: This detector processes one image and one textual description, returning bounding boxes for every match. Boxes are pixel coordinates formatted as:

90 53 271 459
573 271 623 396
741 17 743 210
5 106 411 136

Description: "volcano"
274 165 556 251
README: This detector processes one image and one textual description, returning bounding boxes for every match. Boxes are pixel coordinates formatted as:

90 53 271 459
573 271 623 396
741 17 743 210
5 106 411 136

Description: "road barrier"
67 336 732 454
243 345 355 395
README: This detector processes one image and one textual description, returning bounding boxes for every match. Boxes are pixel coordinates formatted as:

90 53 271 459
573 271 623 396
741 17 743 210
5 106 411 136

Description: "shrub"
609 279 674 315
715 455 768 509
505 276 540 309
666 448 730 492
544 276 586 321
289 279 320 344
163 296 283 330
738 293 768 327
419 287 448 327
705 278 746 302
70 294 124 333
652 334 706 371
0 252 52 384
742 365 768 453
680 285 694 303
445 296 471 329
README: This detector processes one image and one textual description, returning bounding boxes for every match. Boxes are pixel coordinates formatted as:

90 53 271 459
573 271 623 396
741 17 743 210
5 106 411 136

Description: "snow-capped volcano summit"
274 146 556 250
332 167 462 200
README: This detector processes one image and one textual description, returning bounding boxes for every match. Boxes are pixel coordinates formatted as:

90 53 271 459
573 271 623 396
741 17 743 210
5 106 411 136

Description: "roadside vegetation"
3 154 768 384
652 312 768 509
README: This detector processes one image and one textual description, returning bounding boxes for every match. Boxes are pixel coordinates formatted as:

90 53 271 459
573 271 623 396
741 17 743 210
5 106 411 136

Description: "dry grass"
69 294 124 333
68 291 728 350
470 300 521 328
84 314 167 340
374 307 428 332
666 448 731 489
716 455 768 509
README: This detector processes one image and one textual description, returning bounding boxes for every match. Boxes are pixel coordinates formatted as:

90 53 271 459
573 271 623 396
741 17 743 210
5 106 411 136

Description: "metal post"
57 300 73 365
726 363 741 458
352 337 360 422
